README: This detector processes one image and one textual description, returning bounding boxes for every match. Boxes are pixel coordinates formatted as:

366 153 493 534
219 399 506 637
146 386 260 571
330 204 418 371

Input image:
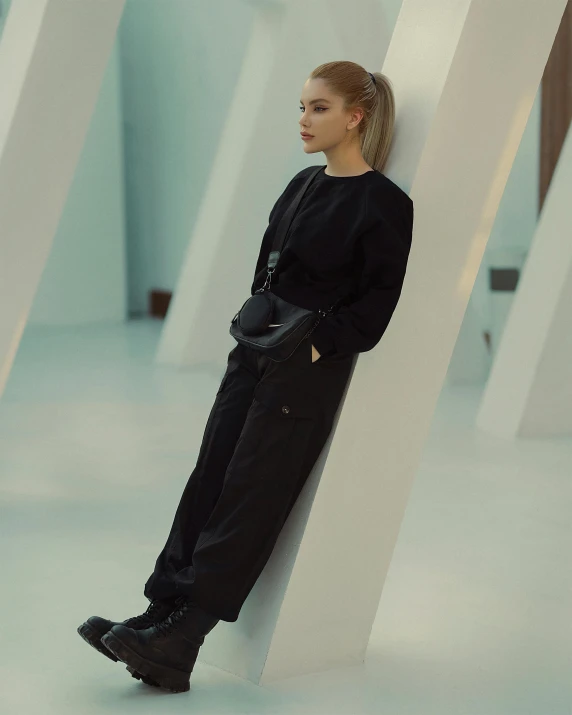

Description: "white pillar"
477 121 572 438
0 0 125 396
197 0 568 684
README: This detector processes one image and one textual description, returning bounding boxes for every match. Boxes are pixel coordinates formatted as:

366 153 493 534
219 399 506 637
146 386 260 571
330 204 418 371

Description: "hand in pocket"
311 343 321 363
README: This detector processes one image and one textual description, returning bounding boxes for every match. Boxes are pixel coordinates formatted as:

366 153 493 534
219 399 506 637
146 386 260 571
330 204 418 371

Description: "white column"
477 121 572 438
0 0 125 396
197 0 568 684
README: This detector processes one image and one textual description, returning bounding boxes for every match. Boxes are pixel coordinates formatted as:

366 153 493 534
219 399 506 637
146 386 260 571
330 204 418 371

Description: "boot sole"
77 622 160 688
101 631 192 693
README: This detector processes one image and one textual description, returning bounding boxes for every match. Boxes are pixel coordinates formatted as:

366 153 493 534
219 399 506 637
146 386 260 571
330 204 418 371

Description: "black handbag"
229 166 341 362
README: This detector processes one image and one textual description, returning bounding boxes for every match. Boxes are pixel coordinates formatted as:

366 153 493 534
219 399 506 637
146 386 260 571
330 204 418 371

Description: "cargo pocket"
250 381 317 484
254 380 317 419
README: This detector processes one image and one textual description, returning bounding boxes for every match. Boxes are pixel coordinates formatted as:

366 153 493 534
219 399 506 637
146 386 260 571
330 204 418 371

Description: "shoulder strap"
266 165 323 272
261 165 340 314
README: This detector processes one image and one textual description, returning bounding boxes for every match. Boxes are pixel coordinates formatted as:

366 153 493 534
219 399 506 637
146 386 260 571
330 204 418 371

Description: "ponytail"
308 61 395 172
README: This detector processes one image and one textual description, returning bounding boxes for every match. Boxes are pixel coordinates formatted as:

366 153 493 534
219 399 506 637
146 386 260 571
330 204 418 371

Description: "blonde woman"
78 60 414 694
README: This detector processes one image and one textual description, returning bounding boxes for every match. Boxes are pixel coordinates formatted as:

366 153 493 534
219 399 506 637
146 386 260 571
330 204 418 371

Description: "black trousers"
144 334 354 622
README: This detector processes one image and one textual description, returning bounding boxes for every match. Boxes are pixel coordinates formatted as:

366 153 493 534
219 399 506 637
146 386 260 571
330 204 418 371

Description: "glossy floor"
1 319 570 714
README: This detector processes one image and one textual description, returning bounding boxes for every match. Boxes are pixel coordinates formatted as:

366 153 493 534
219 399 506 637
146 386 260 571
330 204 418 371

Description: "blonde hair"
308 60 395 173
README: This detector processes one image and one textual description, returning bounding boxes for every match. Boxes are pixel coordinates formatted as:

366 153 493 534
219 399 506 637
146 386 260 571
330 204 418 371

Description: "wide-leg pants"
143 333 355 622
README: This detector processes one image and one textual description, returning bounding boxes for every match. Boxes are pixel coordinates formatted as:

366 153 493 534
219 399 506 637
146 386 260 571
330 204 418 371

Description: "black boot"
100 596 220 693
77 595 180 687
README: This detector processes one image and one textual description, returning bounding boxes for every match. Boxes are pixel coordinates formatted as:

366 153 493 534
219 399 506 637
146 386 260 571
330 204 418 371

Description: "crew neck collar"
319 165 376 180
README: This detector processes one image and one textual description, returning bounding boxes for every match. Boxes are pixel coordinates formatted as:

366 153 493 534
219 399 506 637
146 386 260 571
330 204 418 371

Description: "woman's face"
299 78 363 153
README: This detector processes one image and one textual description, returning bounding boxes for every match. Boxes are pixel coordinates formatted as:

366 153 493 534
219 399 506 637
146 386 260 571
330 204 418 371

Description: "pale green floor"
0 319 570 714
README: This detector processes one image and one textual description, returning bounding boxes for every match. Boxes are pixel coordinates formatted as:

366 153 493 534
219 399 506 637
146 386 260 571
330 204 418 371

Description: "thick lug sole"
77 621 160 688
101 631 193 694
126 665 161 688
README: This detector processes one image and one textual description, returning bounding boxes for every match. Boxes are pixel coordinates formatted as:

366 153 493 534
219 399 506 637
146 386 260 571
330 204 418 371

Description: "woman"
78 60 414 694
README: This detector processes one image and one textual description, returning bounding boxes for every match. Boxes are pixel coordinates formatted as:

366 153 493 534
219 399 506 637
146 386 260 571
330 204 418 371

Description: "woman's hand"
311 344 321 363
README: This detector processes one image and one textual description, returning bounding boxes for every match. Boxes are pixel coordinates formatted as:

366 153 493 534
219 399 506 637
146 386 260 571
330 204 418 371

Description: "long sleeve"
310 200 413 357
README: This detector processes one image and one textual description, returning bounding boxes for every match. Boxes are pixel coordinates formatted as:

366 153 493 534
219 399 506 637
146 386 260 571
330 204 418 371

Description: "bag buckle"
262 267 275 290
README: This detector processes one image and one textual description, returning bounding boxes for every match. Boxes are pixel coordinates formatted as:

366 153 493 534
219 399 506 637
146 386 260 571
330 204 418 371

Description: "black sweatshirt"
250 164 414 357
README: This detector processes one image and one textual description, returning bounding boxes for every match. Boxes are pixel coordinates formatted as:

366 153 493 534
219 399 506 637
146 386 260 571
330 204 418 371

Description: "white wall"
118 0 255 315
0 0 10 38
27 42 127 326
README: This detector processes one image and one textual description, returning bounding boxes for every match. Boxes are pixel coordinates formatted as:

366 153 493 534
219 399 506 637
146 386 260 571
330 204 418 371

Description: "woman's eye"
299 106 325 112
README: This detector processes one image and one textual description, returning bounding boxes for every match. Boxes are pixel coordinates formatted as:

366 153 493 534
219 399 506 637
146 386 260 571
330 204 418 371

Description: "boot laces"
154 596 190 638
125 598 173 628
